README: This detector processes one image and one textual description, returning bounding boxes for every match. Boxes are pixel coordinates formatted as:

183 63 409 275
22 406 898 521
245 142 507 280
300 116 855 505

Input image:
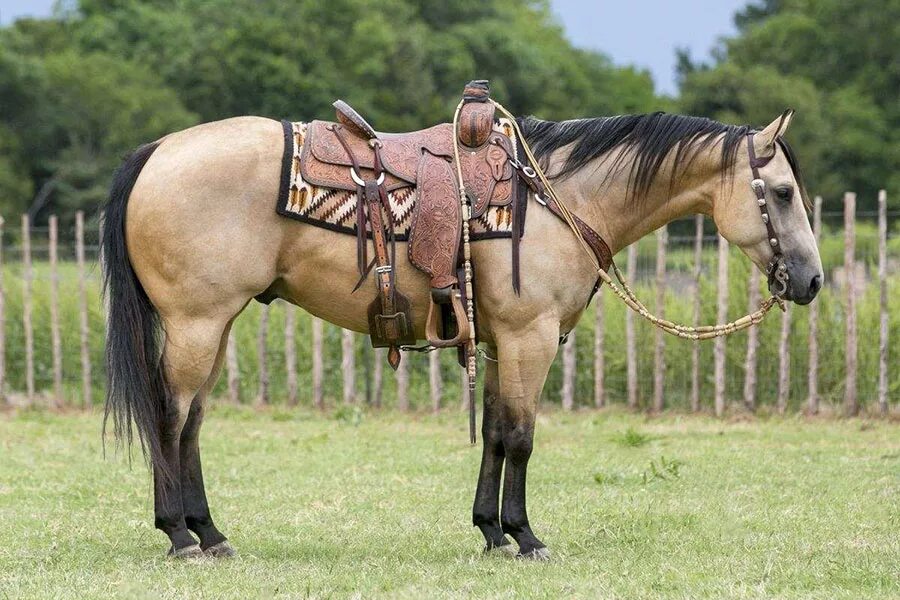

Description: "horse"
102 107 822 559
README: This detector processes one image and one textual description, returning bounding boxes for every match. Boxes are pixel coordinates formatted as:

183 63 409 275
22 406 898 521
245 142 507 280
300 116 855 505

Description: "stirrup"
425 289 470 348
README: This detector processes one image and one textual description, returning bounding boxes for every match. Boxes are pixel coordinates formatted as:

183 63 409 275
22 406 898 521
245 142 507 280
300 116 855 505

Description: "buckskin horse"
102 83 822 559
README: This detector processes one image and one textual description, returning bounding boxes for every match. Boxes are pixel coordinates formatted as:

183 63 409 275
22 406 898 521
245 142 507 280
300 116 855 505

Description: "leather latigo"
408 152 461 290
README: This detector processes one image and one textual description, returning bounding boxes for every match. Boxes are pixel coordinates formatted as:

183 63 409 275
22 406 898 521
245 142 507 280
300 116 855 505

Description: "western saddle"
300 80 612 371
300 80 521 369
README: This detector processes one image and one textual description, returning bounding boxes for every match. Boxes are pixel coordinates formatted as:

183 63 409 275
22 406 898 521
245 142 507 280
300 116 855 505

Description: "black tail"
101 141 173 487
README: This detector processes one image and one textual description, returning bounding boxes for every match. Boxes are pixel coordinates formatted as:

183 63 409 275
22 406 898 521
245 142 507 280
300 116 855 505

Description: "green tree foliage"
680 0 900 207
0 0 657 224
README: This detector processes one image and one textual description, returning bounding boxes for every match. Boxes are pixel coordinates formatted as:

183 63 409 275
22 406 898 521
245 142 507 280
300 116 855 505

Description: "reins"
490 100 787 341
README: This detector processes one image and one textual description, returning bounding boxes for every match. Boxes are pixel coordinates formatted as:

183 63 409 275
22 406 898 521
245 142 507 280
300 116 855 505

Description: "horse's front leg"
472 346 516 554
495 319 560 560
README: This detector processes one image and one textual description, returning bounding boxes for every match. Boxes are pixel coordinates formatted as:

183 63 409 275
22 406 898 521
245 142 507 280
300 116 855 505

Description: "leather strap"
747 132 782 259
331 124 370 278
509 156 613 270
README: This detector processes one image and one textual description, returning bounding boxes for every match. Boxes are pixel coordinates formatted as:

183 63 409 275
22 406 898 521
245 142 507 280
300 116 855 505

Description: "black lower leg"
180 400 227 550
154 406 197 553
472 361 511 549
500 421 545 556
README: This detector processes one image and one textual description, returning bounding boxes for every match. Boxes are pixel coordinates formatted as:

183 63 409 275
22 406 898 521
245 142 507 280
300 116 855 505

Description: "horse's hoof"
167 543 204 560
203 540 236 558
517 546 551 561
483 543 517 558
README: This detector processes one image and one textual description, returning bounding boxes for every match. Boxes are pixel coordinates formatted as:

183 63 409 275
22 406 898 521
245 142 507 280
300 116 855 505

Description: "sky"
549 0 748 95
0 0 747 95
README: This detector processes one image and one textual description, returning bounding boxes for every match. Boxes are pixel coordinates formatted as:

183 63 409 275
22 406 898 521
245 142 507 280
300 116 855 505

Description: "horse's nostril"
809 274 822 295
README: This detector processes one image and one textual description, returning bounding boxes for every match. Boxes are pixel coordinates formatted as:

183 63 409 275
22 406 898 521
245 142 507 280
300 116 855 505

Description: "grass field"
0 407 897 599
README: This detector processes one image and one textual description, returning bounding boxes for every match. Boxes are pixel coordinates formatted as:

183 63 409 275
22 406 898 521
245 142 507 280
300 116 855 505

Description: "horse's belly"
275 224 433 337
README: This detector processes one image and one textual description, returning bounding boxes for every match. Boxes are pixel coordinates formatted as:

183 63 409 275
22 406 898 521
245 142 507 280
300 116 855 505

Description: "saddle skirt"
277 120 523 241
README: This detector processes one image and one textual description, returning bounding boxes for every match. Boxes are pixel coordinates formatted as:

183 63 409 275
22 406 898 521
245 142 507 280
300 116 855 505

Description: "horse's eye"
775 186 793 202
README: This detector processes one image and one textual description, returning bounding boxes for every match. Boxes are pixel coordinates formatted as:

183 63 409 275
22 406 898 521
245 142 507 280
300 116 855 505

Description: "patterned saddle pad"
276 120 520 241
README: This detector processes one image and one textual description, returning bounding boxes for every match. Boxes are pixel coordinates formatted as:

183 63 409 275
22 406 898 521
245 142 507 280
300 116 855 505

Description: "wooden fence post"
743 271 760 411
0 218 5 403
594 288 605 408
690 214 703 412
877 190 888 415
372 348 384 408
714 234 728 417
561 332 576 411
777 305 791 414
844 192 858 416
49 216 62 405
429 350 442 412
22 215 34 403
653 226 667 412
226 328 239 403
75 212 91 408
312 318 324 409
396 355 409 411
284 303 297 406
807 197 822 415
341 329 356 404
256 304 269 406
626 243 638 409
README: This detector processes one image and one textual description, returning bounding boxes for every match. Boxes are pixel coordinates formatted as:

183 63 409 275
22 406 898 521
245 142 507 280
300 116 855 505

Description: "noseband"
747 132 789 297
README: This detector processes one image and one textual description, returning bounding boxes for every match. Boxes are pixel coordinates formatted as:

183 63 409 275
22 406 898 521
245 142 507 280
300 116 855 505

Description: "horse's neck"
560 148 719 255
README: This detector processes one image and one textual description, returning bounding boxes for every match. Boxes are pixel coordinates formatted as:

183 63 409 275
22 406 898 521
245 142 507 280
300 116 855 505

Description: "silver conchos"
751 178 766 195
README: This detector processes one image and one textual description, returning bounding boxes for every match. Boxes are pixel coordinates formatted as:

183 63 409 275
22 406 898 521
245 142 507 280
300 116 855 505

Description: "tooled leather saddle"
300 80 612 369
301 80 520 368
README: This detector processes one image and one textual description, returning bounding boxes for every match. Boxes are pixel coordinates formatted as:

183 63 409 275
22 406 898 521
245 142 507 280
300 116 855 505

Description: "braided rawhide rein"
491 100 787 341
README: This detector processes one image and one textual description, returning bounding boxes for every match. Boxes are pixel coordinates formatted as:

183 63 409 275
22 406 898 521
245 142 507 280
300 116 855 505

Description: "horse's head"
713 110 823 305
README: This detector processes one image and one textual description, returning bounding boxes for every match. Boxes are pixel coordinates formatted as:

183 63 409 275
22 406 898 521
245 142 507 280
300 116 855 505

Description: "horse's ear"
753 109 794 156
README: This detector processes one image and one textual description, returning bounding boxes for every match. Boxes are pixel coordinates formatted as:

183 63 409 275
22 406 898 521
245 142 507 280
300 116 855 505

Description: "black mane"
517 113 800 202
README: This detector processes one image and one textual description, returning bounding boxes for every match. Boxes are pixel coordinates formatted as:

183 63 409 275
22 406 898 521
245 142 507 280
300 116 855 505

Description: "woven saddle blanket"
276 119 520 241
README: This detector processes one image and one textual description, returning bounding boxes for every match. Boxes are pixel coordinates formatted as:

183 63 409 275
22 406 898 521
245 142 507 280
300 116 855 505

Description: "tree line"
0 0 896 227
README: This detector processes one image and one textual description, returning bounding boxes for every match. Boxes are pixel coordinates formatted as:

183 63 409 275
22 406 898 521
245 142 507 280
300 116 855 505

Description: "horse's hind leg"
154 315 231 559
180 319 237 557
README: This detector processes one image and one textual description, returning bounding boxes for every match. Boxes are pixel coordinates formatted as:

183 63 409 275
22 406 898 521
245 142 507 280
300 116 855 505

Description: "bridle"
747 132 789 298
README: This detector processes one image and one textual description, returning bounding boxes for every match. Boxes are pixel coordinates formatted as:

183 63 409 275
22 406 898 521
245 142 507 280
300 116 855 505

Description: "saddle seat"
299 108 516 219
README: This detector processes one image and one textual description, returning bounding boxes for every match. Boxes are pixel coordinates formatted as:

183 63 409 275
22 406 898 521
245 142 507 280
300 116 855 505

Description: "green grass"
1 408 898 599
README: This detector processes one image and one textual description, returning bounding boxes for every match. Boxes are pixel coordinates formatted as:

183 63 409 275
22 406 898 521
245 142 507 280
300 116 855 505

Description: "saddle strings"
491 101 785 341
451 101 479 444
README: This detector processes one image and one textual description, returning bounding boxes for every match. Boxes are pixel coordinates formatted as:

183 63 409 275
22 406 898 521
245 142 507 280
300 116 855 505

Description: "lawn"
0 407 897 599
